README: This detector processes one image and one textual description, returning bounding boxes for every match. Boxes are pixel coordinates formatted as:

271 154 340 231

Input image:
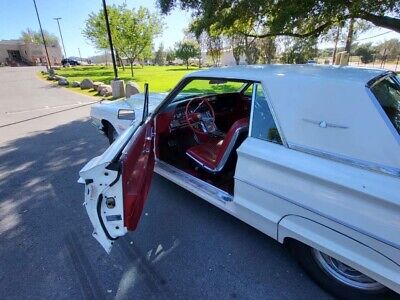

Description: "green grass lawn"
43 65 202 97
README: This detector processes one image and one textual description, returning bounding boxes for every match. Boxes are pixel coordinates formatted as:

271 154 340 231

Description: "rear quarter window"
370 76 400 135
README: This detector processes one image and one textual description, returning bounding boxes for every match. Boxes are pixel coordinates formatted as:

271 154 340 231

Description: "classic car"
90 93 166 143
79 65 400 299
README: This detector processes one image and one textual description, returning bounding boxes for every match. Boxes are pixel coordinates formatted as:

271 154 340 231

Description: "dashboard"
166 93 251 132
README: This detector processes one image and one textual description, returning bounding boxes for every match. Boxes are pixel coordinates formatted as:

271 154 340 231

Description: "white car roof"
186 64 387 85
187 65 400 171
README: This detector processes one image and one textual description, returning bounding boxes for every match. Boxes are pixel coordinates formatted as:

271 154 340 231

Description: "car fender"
278 215 400 293
91 103 131 135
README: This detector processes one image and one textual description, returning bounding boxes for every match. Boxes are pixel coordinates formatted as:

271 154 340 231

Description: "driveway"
0 67 331 299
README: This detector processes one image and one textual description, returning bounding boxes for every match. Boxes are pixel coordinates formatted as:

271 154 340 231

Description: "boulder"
58 77 69 86
80 78 93 89
96 84 107 93
125 81 140 98
93 81 104 91
47 75 56 81
99 85 112 97
71 81 80 87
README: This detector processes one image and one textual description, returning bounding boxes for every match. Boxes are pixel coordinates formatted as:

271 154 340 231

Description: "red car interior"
186 117 249 172
154 91 251 194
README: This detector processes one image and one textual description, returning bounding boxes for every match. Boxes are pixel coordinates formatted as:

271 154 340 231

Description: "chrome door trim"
155 160 233 203
289 143 400 178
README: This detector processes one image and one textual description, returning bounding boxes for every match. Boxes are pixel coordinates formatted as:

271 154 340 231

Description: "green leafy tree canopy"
157 0 400 39
21 28 59 47
175 40 200 69
83 4 162 76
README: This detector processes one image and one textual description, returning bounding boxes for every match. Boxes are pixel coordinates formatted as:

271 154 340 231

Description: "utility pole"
53 17 67 58
78 48 82 63
33 0 51 69
102 0 118 79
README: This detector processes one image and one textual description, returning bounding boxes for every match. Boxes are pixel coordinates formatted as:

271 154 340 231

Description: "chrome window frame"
249 82 287 147
366 73 400 146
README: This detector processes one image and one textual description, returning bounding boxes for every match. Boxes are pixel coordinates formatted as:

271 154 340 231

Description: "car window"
242 84 253 97
370 76 400 135
251 84 282 144
173 79 248 101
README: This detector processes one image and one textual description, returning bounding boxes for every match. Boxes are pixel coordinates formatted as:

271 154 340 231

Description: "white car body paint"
90 92 167 136
80 65 400 293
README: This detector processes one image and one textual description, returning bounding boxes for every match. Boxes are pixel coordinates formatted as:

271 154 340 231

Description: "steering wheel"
185 97 216 135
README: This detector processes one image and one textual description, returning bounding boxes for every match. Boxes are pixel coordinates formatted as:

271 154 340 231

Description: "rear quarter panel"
234 137 400 289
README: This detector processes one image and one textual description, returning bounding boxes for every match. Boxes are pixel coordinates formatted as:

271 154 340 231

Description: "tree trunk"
345 18 355 53
115 50 125 71
130 62 133 77
186 60 189 69
332 26 340 64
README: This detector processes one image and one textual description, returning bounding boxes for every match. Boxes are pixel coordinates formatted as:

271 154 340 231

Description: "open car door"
79 86 155 253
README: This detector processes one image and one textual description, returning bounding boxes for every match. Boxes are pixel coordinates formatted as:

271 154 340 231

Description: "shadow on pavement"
0 119 330 299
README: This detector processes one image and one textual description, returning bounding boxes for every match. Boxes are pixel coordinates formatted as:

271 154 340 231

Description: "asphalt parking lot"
0 67 332 299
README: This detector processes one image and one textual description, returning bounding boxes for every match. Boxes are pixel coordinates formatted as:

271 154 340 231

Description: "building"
0 39 63 66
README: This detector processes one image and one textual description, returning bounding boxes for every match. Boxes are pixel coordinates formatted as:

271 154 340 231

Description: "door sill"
154 160 233 203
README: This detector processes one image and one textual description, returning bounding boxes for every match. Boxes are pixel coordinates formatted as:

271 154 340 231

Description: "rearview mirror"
209 79 227 85
118 109 135 120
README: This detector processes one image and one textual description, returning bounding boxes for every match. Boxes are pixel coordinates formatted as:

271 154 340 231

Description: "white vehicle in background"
90 92 166 143
80 65 400 299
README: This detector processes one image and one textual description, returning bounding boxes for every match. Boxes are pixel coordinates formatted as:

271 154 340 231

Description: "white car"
90 92 167 143
79 65 400 299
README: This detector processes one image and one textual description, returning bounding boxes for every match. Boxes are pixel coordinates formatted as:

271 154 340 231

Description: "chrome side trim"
155 160 233 203
186 125 249 173
234 176 400 252
289 143 400 178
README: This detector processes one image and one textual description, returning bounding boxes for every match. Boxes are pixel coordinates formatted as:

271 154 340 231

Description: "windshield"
173 78 248 101
371 75 400 135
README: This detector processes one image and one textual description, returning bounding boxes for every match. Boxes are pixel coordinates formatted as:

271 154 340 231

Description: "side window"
251 84 282 144
370 76 400 135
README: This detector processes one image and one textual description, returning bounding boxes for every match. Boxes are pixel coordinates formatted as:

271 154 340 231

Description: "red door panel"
121 119 155 230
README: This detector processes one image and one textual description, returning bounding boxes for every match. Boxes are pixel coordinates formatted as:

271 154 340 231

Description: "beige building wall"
0 40 63 65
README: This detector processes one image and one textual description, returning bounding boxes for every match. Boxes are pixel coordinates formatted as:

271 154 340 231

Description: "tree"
21 28 59 47
280 37 318 64
227 35 244 65
259 37 276 64
175 40 200 69
206 35 223 66
375 39 400 60
353 43 375 63
157 0 400 39
154 43 166 65
166 49 176 64
83 4 162 76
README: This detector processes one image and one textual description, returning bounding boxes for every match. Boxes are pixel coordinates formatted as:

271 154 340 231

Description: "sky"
0 0 192 58
1 0 399 58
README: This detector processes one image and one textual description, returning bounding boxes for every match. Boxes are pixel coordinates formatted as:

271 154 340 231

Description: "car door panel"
121 120 155 230
79 118 154 253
